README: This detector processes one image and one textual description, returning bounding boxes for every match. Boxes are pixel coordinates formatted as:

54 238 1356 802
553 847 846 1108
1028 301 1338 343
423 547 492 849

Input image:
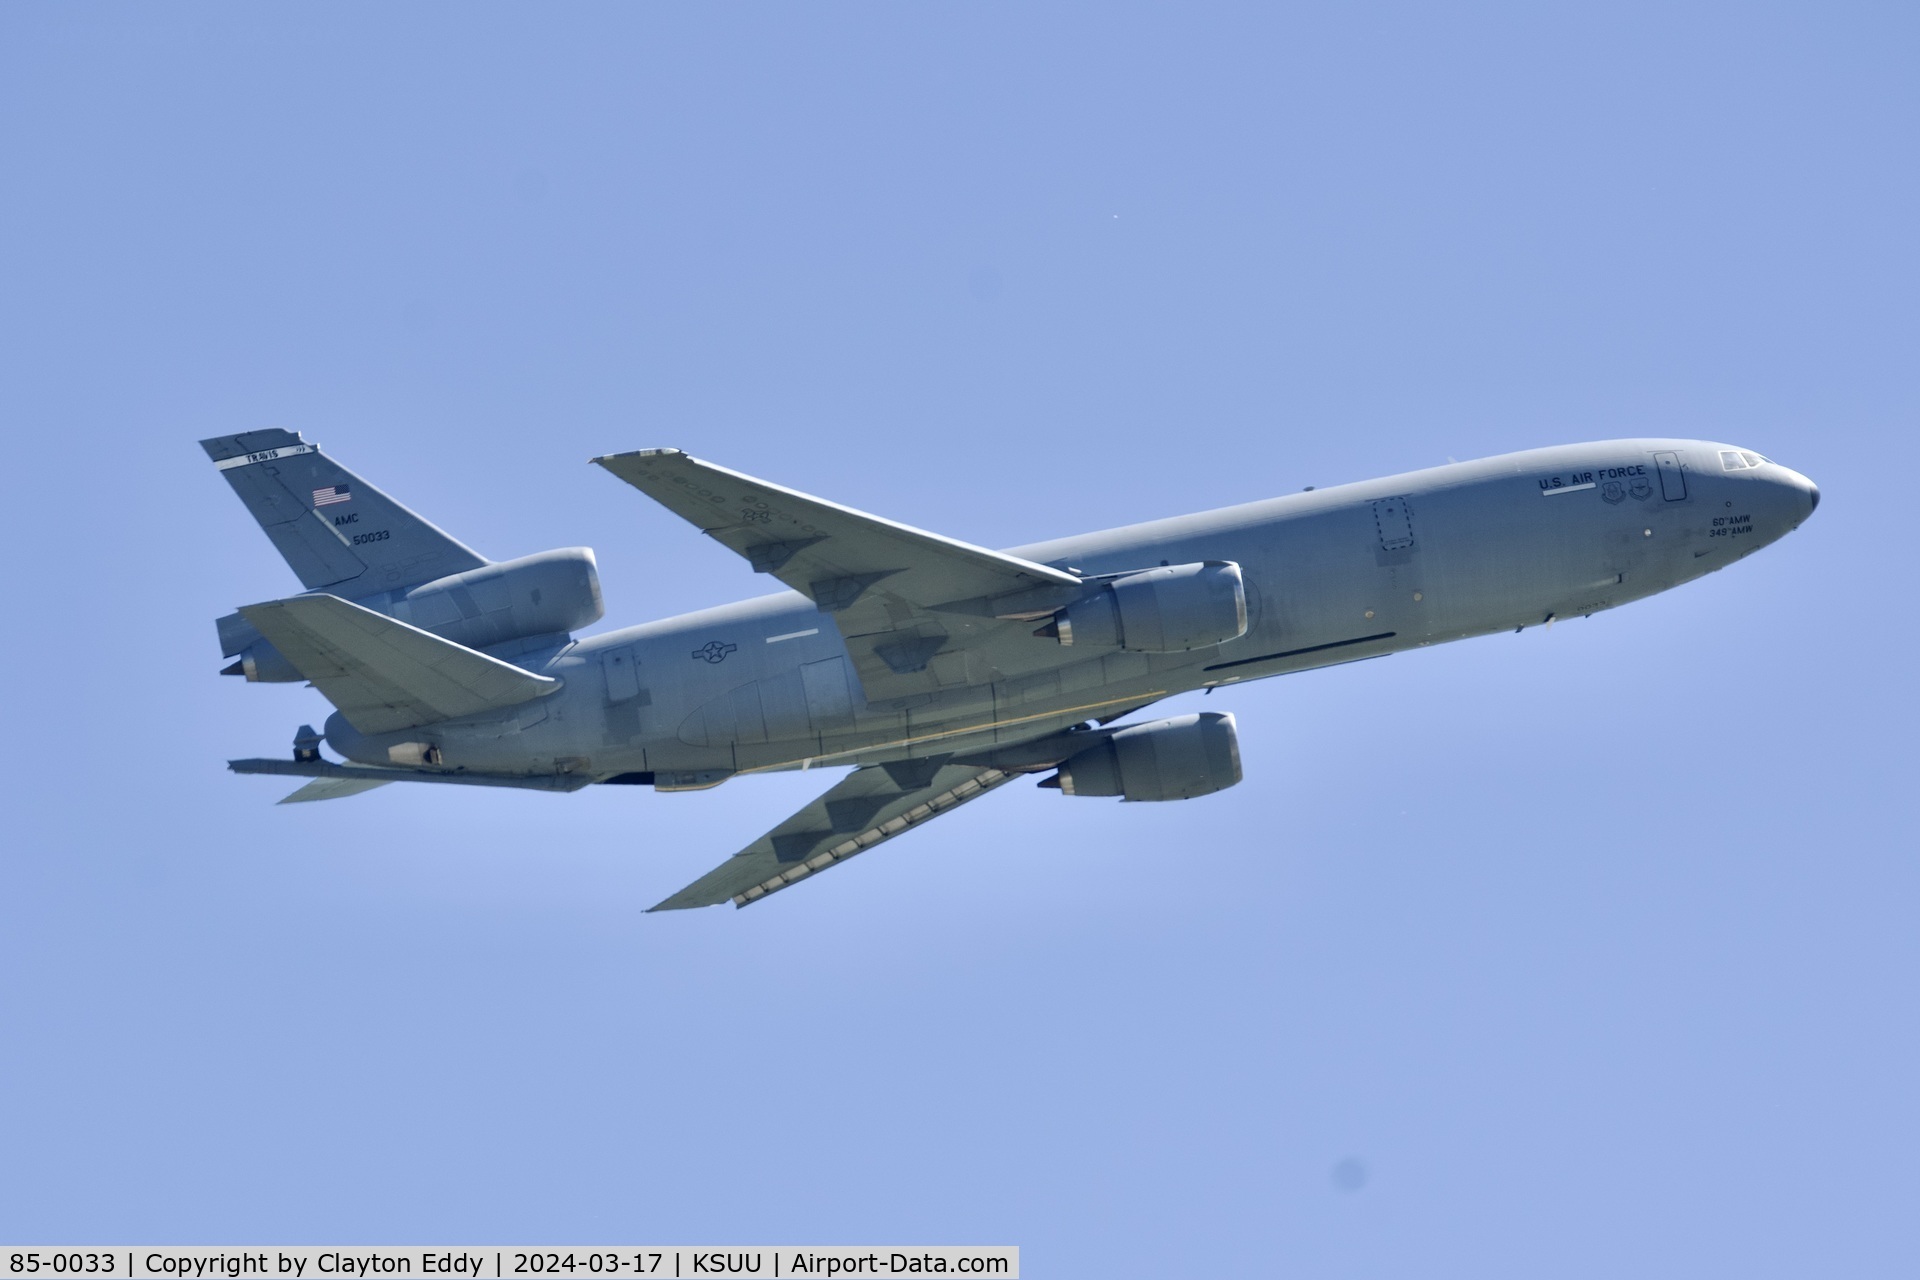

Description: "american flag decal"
312 484 351 507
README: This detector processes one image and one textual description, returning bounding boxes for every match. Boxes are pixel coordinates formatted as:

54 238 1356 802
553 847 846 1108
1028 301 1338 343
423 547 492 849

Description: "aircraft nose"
1779 465 1819 519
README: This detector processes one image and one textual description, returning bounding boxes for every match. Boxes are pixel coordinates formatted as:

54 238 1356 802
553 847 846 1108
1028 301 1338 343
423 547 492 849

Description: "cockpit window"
1743 451 1768 467
1722 450 1772 470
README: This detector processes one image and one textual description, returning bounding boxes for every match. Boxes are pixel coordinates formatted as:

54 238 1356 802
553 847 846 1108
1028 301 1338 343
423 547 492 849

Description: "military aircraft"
207 430 1817 909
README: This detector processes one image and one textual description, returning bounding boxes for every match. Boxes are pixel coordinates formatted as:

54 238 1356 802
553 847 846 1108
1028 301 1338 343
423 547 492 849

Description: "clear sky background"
2 4 1914 1275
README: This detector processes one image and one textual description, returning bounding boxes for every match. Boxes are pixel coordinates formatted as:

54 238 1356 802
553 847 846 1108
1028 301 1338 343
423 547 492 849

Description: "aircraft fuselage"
322 438 1817 783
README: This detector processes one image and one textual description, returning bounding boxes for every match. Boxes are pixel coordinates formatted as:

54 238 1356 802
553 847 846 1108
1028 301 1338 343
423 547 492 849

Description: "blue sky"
2 4 1915 1275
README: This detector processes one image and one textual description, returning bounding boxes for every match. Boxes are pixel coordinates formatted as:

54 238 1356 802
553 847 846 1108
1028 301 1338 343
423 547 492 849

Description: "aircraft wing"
592 449 1085 703
239 593 560 735
650 758 1019 910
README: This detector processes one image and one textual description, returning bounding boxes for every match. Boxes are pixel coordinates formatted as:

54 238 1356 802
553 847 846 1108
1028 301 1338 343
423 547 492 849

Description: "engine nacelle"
380 548 604 650
228 639 304 683
1053 712 1243 801
217 548 604 681
1043 561 1247 653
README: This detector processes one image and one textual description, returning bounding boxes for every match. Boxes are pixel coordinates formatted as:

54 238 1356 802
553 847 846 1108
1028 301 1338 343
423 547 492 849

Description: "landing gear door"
1654 451 1688 501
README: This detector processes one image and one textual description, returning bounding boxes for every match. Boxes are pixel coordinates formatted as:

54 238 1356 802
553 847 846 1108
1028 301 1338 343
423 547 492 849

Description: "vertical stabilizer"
200 429 487 593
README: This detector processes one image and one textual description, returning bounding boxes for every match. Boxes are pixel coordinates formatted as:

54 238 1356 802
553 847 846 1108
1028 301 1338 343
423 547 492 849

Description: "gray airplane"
207 430 1817 910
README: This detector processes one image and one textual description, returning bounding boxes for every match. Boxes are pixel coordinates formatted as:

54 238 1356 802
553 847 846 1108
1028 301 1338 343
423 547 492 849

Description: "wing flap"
650 759 1018 911
238 593 560 735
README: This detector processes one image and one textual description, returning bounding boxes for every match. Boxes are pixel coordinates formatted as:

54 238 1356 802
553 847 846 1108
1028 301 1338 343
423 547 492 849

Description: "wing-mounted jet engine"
1039 711 1244 801
1034 562 1247 652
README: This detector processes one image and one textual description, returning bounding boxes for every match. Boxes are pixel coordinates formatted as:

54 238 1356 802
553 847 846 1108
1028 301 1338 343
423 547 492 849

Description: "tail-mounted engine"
219 547 604 681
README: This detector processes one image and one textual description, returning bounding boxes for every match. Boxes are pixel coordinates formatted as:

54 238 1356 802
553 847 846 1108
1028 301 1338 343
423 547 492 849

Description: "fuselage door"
604 645 642 703
801 656 855 730
1654 451 1688 501
1372 497 1415 551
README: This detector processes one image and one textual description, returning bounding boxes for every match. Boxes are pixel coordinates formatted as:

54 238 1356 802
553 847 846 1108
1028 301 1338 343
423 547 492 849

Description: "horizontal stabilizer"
230 756 594 794
651 758 1018 911
238 593 560 735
